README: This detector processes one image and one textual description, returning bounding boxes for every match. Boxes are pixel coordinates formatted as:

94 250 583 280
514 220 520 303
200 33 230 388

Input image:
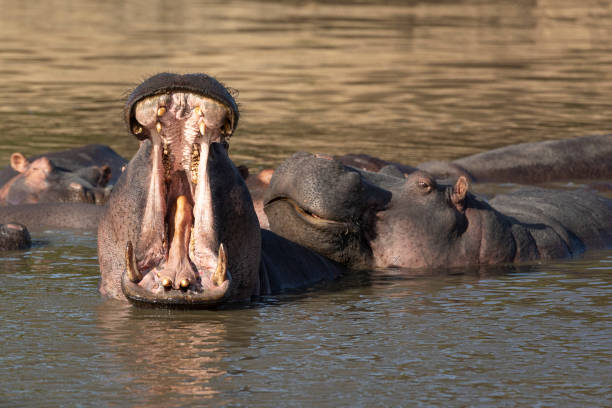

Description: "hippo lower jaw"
120 263 230 307
120 235 231 307
264 197 366 266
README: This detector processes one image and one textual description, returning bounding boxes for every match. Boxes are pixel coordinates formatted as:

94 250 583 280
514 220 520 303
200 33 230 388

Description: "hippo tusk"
212 243 228 286
125 241 142 283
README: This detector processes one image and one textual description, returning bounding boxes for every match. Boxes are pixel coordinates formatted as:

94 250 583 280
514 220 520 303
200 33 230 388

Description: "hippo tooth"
190 144 200 185
212 243 228 286
194 106 201 116
157 106 166 117
199 122 206 137
189 226 195 260
133 125 143 135
125 241 142 283
156 122 162 133
161 277 173 289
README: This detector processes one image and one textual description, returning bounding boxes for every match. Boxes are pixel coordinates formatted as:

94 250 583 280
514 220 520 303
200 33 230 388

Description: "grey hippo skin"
0 203 105 250
337 134 612 183
264 152 612 271
0 144 126 206
98 73 344 307
0 203 104 232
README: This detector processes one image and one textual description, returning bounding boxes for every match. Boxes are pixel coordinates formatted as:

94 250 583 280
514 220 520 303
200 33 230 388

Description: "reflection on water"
1 0 611 170
1 232 610 407
97 304 236 404
1 0 611 406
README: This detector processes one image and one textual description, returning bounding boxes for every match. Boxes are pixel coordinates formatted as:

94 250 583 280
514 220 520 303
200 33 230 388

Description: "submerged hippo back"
489 188 612 256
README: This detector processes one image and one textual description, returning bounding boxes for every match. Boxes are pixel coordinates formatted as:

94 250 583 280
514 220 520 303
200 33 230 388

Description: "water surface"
1 0 611 406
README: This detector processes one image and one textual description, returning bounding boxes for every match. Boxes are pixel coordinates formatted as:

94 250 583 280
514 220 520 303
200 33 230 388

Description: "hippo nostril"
69 182 83 191
161 277 173 289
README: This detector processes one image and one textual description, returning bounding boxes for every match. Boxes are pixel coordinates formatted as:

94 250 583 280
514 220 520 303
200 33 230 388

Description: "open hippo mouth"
119 73 243 306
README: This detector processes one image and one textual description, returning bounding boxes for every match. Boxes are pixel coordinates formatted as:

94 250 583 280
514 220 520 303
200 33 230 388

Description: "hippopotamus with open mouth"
264 152 612 271
98 73 344 307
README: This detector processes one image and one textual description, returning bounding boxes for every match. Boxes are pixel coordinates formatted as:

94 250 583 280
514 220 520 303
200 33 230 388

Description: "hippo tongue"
160 195 196 289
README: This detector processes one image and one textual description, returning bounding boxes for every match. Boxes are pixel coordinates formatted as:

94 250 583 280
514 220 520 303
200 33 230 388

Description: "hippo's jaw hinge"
121 90 236 304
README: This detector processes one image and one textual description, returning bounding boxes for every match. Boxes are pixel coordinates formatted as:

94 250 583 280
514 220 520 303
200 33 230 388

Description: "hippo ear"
100 165 112 187
451 176 468 212
237 165 249 180
10 153 29 173
257 169 274 185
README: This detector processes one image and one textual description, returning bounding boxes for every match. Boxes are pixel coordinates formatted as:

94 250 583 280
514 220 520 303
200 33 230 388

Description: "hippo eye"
417 179 433 192
222 119 233 136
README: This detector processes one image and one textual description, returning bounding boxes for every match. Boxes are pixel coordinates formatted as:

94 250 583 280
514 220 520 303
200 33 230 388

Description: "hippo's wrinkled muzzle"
120 88 236 306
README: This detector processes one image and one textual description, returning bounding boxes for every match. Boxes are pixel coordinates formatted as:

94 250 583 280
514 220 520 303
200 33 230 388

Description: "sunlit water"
0 0 611 406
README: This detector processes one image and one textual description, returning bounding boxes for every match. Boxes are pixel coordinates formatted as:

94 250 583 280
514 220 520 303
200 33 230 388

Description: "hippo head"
99 73 261 307
0 153 111 205
264 153 499 270
263 152 392 267
0 223 31 251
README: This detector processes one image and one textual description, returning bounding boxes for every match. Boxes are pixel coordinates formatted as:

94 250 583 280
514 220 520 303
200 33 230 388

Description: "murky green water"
1 0 611 406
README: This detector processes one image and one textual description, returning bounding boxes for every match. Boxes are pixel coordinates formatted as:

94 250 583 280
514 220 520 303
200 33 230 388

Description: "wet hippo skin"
98 73 345 308
264 152 612 271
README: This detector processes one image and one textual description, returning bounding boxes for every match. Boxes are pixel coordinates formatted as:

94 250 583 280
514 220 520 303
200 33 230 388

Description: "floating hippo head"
0 153 111 205
98 73 262 307
265 153 612 270
0 223 31 251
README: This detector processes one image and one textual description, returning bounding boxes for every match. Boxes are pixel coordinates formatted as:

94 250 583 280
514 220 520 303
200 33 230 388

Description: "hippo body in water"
337 134 612 184
98 73 344 307
0 144 126 206
0 144 125 249
264 152 612 271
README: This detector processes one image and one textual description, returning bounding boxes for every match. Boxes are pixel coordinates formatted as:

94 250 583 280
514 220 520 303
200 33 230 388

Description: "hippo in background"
0 144 125 250
249 134 612 228
264 152 612 271
336 134 612 184
98 73 345 308
0 144 126 206
0 202 106 251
